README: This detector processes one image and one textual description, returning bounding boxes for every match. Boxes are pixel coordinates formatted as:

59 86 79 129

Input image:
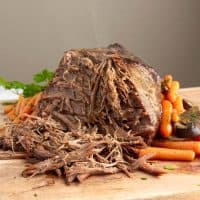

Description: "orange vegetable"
4 92 41 123
162 100 173 113
160 100 173 138
3 104 14 114
160 123 172 138
160 93 165 101
6 109 16 121
19 97 30 115
164 74 173 89
139 147 195 161
20 96 37 119
153 140 200 155
13 117 20 124
34 92 42 106
171 80 180 90
15 96 23 115
171 109 179 122
173 95 184 114
167 81 180 103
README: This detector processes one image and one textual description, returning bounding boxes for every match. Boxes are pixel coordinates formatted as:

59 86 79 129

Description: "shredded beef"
0 44 163 183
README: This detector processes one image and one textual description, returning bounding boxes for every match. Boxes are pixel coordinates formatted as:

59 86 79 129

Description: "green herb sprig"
0 69 54 97
163 165 176 170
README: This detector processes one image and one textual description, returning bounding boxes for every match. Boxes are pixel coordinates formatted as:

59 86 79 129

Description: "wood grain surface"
0 87 200 200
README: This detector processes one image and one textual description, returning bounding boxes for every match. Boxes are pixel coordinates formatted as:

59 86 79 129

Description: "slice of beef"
37 43 161 144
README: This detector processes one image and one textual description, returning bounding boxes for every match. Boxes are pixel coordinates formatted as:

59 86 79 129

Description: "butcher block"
0 87 200 200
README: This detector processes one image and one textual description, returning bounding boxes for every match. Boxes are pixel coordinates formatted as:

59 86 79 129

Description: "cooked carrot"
15 96 23 115
160 100 173 138
173 95 184 114
3 104 14 114
139 147 195 161
13 117 20 124
160 93 165 101
171 109 180 122
160 123 172 138
167 81 180 103
162 100 173 112
34 92 42 106
153 140 200 155
21 96 37 116
19 97 30 115
6 109 16 121
4 93 41 123
164 74 173 89
172 81 180 91
167 91 177 104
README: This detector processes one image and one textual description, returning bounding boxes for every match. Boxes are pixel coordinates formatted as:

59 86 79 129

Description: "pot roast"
38 43 161 143
1 44 163 183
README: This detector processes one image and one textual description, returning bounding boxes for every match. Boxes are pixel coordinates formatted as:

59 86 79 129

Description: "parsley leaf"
0 69 54 97
33 69 54 83
5 81 24 89
163 165 176 170
0 77 7 87
140 177 148 180
23 83 44 97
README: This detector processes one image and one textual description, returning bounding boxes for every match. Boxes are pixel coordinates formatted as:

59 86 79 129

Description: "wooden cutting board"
1 87 200 200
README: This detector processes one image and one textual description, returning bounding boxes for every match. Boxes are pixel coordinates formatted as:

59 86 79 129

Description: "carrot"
13 116 20 124
6 109 16 121
173 95 184 114
34 92 42 106
153 140 200 155
164 74 173 89
167 81 180 103
139 147 195 161
4 93 41 123
160 100 173 138
21 95 37 116
162 100 173 113
160 123 172 138
15 96 23 115
160 93 165 101
3 104 14 114
171 109 179 122
19 97 30 115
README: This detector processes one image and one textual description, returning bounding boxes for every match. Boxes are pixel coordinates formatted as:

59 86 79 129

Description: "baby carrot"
167 81 180 103
160 100 173 138
3 104 14 114
160 123 172 138
173 95 184 114
15 96 23 115
171 109 180 122
153 140 200 155
21 93 40 116
164 74 173 89
160 93 165 101
19 97 30 115
139 147 195 161
34 92 42 106
20 96 37 118
13 117 20 124
6 109 16 121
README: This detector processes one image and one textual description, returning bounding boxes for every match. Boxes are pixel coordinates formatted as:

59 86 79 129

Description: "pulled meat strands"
1 44 162 183
32 178 55 189
37 43 161 144
0 151 26 160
